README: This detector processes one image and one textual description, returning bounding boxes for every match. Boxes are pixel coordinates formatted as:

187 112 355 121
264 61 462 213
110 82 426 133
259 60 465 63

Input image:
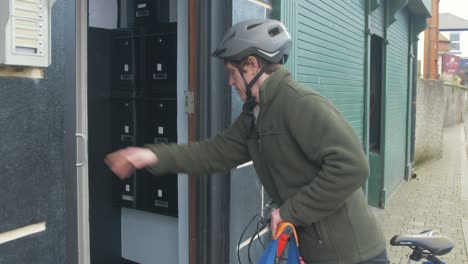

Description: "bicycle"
390 230 454 264
241 212 455 264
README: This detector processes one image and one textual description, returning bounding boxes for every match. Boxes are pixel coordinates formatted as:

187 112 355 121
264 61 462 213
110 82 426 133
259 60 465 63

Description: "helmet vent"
226 31 236 41
247 23 262 30
268 27 281 37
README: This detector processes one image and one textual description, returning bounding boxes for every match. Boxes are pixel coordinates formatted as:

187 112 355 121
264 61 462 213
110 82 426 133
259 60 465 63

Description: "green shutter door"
384 8 410 196
371 3 385 37
273 0 366 140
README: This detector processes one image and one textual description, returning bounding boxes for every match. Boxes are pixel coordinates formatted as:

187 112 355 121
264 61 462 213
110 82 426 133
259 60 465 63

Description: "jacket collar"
259 66 291 106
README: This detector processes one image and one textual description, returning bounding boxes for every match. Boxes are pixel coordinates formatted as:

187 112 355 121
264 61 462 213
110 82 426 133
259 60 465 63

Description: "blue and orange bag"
257 222 305 264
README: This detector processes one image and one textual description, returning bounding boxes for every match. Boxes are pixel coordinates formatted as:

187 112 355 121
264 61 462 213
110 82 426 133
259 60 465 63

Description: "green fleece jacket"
147 66 386 263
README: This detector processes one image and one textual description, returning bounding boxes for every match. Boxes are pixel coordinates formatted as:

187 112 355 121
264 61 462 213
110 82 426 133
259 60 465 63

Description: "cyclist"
105 18 388 264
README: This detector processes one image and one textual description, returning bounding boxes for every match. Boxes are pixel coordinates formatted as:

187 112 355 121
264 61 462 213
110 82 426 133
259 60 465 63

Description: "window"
449 32 460 52
450 32 460 41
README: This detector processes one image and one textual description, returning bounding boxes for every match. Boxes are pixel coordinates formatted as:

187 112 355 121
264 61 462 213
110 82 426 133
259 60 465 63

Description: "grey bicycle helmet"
212 19 291 64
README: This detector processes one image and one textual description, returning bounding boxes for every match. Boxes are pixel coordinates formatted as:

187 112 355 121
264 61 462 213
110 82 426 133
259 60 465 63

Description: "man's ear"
247 56 261 72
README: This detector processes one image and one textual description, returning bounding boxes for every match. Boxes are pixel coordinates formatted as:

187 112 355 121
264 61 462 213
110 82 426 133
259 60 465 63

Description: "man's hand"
270 208 284 239
104 147 159 179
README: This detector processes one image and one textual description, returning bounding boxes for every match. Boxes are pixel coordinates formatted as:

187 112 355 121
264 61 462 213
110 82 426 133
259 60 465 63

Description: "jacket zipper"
312 223 324 247
256 92 263 154
256 107 261 153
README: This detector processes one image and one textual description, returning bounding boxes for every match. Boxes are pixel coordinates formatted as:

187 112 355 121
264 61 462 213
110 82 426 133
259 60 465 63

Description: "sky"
439 0 468 20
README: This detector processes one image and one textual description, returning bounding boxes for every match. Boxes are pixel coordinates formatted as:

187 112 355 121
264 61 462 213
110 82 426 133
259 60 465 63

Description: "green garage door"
384 8 410 196
273 0 366 141
371 2 385 37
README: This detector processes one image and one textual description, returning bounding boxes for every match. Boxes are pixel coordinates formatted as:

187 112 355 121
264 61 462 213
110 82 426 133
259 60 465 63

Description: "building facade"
0 0 431 263
440 13 468 58
272 0 430 208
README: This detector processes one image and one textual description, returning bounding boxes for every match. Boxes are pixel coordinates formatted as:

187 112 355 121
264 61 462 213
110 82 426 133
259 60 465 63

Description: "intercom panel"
0 0 55 66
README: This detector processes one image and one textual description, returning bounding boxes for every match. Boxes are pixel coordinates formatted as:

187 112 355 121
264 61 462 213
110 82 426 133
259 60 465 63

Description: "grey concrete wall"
0 0 74 263
415 79 445 165
444 85 468 127
415 79 468 165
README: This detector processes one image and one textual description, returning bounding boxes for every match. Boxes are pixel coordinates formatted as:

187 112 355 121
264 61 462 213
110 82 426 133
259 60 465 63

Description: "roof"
439 33 450 42
439 13 468 31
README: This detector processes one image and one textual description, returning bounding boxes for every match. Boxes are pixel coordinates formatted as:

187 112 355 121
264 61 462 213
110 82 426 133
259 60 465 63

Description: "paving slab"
371 124 468 264
462 125 468 201
463 219 468 264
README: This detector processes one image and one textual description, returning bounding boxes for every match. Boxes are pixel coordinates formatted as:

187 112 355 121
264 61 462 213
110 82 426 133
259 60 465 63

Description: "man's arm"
105 113 251 178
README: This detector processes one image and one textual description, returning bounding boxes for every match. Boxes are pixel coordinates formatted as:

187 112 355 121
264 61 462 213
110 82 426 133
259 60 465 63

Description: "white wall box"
0 0 56 67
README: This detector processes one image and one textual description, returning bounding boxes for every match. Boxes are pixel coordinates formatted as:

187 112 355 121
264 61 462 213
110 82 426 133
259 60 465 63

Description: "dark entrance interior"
87 1 179 263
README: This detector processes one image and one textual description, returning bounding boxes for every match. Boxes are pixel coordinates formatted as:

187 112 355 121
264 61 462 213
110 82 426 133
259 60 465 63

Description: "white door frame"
76 0 90 263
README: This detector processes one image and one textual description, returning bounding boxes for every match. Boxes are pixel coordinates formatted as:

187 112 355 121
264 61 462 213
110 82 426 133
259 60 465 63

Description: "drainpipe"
379 0 389 208
363 0 372 197
405 17 415 181
410 39 418 174
425 26 431 79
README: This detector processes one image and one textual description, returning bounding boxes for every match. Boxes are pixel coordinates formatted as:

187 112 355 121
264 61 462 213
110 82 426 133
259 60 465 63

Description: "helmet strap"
235 63 269 132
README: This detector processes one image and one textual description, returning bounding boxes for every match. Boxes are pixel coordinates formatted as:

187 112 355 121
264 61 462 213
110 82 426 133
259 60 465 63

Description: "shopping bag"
257 222 303 264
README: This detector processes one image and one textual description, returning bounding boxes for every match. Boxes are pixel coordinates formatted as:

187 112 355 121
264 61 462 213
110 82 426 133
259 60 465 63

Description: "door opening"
82 1 189 263
368 34 385 208
369 35 384 154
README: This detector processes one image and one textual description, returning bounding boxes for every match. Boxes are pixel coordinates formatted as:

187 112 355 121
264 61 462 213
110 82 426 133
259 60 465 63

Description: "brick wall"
439 41 450 53
423 0 439 79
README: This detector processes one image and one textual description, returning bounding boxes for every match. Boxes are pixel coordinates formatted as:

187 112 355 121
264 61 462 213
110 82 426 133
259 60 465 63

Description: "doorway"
76 0 190 263
368 34 385 208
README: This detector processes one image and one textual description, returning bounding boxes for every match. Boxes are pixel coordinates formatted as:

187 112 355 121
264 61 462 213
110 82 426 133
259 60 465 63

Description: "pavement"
371 124 468 264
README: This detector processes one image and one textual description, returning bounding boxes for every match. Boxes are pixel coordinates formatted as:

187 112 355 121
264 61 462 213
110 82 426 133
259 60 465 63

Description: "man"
105 19 388 264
